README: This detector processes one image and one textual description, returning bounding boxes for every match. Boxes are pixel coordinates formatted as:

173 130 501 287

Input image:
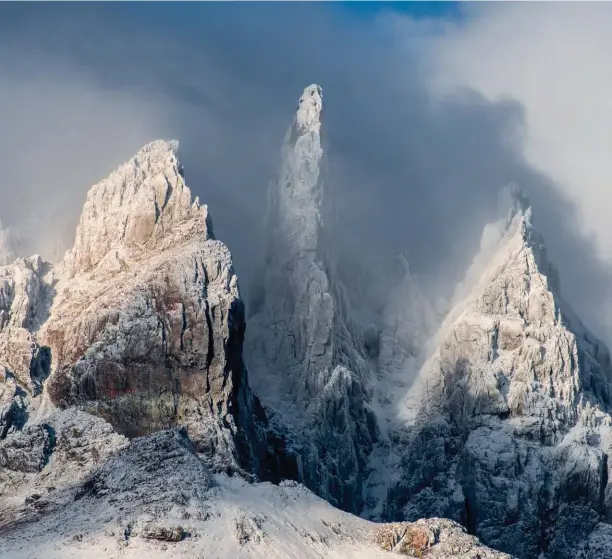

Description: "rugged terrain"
2 84 612 559
245 84 377 514
364 190 612 558
245 86 612 557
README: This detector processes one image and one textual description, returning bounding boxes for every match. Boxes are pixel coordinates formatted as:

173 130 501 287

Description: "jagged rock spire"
379 193 612 557
246 85 377 514
64 140 213 278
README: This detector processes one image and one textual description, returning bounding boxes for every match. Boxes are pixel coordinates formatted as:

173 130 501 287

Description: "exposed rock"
0 422 53 473
87 427 211 503
0 367 28 439
233 513 265 545
375 190 612 558
577 522 612 558
246 85 377 513
373 518 512 558
0 255 54 394
37 140 278 477
140 523 185 542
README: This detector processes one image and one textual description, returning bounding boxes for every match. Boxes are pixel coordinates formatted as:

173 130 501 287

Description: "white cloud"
418 3 612 264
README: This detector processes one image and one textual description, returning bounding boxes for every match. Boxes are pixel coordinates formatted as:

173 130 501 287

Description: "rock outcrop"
0 140 295 484
372 189 612 558
0 255 54 447
246 85 377 513
373 518 512 558
36 140 281 475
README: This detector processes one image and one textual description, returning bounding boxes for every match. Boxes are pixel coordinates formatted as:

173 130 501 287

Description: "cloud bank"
1 3 611 341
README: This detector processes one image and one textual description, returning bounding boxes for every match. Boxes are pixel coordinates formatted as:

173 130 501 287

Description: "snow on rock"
0 255 55 445
28 140 285 477
0 140 293 489
63 139 213 277
373 518 512 558
375 253 436 426
0 425 510 559
374 188 612 558
245 85 377 514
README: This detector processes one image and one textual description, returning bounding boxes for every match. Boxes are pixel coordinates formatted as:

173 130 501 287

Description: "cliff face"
245 85 377 513
369 192 612 558
0 141 294 481
4 86 612 559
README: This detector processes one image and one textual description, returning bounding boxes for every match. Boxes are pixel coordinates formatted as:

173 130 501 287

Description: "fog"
1 3 611 343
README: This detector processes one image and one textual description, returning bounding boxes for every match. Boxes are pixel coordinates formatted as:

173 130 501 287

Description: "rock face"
246 85 377 513
39 140 279 475
373 518 512 558
0 255 54 447
0 140 292 483
4 86 612 559
372 190 612 558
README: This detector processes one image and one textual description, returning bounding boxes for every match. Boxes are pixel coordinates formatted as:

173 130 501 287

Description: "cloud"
396 2 612 340
1 3 609 340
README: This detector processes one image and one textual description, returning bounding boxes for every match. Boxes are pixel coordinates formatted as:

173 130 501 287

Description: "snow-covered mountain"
245 85 377 514
0 120 508 559
2 84 612 559
366 188 612 558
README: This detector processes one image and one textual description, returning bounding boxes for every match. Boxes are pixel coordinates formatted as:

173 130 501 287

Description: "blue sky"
341 1 461 20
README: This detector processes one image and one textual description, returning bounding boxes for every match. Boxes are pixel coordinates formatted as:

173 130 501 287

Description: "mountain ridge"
2 84 612 558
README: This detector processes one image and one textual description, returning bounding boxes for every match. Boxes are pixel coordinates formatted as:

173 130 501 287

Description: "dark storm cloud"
1 3 610 341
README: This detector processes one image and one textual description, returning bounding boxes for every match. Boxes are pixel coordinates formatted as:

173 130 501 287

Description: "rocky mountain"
2 83 612 559
366 189 612 558
0 140 299 486
0 424 510 559
245 84 377 514
0 117 508 559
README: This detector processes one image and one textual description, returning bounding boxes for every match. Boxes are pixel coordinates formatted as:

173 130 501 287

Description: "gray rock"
374 192 612 558
0 423 53 472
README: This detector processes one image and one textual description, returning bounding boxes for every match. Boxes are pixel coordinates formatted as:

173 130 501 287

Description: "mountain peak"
295 84 323 134
63 139 212 278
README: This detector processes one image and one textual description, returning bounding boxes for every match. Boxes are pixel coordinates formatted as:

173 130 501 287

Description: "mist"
1 3 611 344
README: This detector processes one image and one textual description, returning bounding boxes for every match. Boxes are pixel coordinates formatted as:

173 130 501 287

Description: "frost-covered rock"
0 425 507 559
0 255 54 393
29 140 281 476
246 85 377 513
375 189 612 558
373 518 512 558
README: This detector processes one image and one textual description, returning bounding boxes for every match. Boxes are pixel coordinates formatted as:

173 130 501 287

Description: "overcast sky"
2 3 612 342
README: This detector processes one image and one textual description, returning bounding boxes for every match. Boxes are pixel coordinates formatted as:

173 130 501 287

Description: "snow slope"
0 425 510 559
